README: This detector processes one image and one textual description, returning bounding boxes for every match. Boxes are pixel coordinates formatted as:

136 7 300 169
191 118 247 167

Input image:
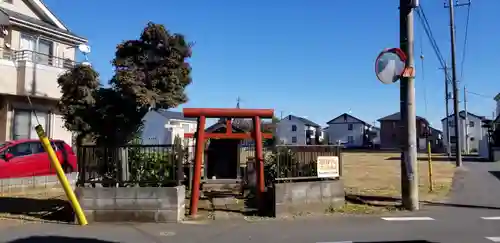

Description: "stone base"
75 186 185 223
272 179 345 217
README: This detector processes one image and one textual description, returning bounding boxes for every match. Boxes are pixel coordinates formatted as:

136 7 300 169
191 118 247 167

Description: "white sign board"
316 156 340 178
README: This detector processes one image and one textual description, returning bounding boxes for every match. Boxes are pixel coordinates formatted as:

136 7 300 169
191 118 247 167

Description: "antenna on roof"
236 96 241 109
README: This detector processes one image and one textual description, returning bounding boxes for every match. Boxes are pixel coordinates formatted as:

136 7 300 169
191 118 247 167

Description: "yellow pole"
35 125 88 226
427 140 433 192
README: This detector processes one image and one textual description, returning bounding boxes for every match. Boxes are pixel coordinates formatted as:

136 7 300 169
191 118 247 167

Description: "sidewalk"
446 161 500 208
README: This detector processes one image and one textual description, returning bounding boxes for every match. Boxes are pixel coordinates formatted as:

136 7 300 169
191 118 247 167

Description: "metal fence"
242 144 342 183
1 48 77 69
77 143 342 187
77 144 194 187
266 145 342 182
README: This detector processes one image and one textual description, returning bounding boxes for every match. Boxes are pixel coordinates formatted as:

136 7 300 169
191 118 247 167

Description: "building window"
181 123 190 133
348 124 353 130
11 109 49 140
19 34 53 65
450 136 457 144
37 39 54 65
448 121 454 127
348 136 354 144
291 125 297 132
469 121 474 127
291 136 297 143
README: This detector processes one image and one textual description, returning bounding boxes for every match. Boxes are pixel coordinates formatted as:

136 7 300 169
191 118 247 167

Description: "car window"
31 142 46 154
9 143 35 157
55 142 65 151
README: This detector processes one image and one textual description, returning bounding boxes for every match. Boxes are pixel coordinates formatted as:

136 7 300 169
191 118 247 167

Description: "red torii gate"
183 108 274 217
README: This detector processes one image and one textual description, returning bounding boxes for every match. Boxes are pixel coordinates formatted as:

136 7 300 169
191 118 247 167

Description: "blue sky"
45 0 499 129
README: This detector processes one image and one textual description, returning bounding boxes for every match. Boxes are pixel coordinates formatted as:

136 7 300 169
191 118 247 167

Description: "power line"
415 5 448 70
466 90 495 100
459 3 471 83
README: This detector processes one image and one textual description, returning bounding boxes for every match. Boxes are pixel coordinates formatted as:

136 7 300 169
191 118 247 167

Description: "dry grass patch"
342 152 456 201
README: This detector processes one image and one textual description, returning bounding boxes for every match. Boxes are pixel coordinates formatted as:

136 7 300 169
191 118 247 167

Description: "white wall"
50 114 72 146
276 117 309 145
327 123 364 146
325 115 366 147
141 111 167 145
141 111 198 146
441 114 484 153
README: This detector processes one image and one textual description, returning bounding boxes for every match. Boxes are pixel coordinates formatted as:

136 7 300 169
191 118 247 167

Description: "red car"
0 139 77 179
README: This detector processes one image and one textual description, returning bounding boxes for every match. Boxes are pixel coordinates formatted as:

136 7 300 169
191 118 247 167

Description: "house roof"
284 115 320 127
156 110 197 121
440 111 485 122
378 112 428 123
494 93 500 101
205 120 247 133
0 1 86 42
494 114 500 124
326 113 368 125
430 127 442 134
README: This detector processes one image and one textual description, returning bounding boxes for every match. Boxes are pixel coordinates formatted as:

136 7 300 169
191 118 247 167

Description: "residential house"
276 115 322 145
324 113 379 148
0 0 87 145
378 112 430 150
428 127 444 153
441 111 486 154
140 110 197 145
493 93 500 127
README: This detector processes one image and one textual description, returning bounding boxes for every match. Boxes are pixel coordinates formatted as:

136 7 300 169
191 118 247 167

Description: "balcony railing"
0 48 76 69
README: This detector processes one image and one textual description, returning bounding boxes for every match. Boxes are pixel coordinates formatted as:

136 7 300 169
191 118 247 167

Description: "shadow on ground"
347 194 500 210
489 171 500 181
0 197 74 223
7 236 116 243
385 156 489 162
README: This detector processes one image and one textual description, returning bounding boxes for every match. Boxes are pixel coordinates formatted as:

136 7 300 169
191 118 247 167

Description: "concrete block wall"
0 173 77 194
273 180 345 216
75 186 186 223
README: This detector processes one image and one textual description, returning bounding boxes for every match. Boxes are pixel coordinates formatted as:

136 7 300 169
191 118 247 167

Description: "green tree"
56 64 100 146
57 22 193 146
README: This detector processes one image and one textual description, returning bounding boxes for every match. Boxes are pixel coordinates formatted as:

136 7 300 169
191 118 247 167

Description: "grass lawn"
336 151 457 214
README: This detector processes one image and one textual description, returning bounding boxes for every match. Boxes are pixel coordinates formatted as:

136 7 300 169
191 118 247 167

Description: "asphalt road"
2 161 500 243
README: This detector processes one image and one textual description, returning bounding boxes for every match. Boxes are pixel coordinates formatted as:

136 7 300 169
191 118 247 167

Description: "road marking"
481 217 500 220
381 217 435 221
159 231 176 237
485 236 500 242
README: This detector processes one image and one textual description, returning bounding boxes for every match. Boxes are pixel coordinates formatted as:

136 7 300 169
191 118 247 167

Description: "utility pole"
447 0 462 167
400 0 419 210
440 65 451 157
464 85 469 154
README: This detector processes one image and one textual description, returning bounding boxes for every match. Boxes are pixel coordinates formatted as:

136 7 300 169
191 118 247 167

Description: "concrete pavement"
1 214 500 243
3 161 500 243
